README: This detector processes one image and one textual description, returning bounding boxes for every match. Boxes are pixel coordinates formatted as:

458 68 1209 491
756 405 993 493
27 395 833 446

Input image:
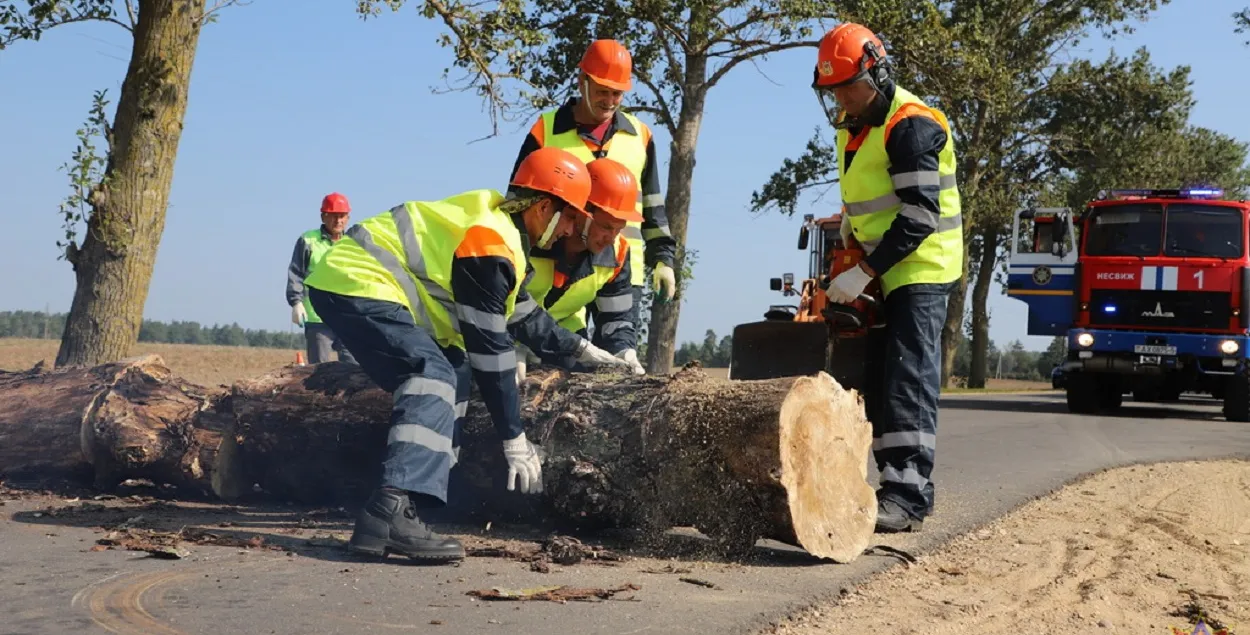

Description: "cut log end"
779 372 877 563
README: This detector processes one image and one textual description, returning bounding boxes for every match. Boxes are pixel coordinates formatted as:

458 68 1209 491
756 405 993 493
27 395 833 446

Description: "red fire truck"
1007 187 1250 420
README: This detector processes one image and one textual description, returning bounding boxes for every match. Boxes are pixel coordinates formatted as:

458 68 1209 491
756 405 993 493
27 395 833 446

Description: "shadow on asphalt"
940 394 1228 421
3 480 835 570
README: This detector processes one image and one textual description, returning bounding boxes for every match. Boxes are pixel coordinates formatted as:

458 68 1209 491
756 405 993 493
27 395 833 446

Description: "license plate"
1134 344 1176 356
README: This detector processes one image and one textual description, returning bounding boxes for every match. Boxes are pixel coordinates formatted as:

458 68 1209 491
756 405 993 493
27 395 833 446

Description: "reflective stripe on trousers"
307 288 467 503
872 281 953 520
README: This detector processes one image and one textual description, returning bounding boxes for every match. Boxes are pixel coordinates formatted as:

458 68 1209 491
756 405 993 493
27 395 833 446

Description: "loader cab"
1006 207 1079 335
769 213 843 304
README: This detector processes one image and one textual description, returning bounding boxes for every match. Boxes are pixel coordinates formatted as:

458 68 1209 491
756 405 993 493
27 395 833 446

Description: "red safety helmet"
321 192 351 214
579 39 632 91
812 23 892 129
510 147 593 217
586 158 642 222
813 23 889 89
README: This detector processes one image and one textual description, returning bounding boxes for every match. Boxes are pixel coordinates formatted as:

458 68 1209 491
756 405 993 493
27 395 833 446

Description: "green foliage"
673 328 733 367
946 327 1056 382
0 0 123 49
0 310 304 349
1235 7 1250 44
750 0 1175 222
57 89 112 260
355 0 837 137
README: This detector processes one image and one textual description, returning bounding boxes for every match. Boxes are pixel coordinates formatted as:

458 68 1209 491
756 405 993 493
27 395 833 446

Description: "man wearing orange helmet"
516 157 646 380
508 39 678 344
285 192 358 365
812 23 964 533
303 147 632 563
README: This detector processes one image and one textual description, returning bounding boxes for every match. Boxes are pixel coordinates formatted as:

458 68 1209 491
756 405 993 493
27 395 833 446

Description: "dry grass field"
0 338 1053 392
0 338 298 387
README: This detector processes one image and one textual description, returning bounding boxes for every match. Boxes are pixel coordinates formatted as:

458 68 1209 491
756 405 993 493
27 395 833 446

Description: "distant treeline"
0 311 303 349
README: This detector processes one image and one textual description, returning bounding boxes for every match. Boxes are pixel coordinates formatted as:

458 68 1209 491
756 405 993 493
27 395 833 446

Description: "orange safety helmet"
321 192 351 214
586 158 642 222
579 39 632 91
813 22 890 89
510 147 594 217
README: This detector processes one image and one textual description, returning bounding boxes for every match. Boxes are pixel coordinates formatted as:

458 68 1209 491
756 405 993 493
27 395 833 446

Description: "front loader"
729 213 886 415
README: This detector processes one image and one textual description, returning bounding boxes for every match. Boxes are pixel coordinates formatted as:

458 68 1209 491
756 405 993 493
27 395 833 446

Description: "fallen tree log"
0 357 877 562
0 356 226 494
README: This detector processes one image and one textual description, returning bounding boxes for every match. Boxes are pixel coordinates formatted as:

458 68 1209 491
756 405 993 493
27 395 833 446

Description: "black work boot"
348 487 465 562
875 497 924 533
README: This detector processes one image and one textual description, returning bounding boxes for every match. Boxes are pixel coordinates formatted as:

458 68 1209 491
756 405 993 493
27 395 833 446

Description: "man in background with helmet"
285 192 358 365
508 39 678 357
812 23 964 533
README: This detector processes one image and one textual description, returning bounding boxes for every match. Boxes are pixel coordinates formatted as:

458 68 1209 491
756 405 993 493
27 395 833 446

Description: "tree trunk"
0 359 878 563
940 249 969 387
56 0 207 368
941 104 989 388
0 356 225 493
645 50 709 376
967 224 1002 388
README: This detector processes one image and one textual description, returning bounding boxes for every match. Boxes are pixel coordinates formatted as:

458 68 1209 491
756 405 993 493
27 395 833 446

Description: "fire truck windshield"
1084 203 1163 256
1163 204 1243 258
1084 202 1244 258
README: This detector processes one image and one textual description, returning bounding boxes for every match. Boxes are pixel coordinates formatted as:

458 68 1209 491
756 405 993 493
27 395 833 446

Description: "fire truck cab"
1007 187 1250 421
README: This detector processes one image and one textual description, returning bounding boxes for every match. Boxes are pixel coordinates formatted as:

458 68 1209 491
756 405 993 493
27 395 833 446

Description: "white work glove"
652 262 676 303
515 344 529 385
502 432 543 494
291 303 307 327
825 265 873 304
514 344 542 385
615 348 646 375
576 339 633 369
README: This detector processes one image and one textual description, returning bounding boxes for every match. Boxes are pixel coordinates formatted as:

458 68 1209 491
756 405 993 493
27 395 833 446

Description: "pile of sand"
769 460 1250 634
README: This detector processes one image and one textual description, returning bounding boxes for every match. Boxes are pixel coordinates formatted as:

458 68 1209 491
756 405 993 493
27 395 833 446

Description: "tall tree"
3 0 240 367
355 0 843 374
748 0 1171 387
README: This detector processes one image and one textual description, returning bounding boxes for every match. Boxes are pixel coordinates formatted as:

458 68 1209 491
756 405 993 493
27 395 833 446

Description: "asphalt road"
3 391 1249 635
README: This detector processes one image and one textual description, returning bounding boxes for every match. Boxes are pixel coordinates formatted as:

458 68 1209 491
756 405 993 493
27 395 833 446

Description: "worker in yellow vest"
517 158 646 380
508 39 678 350
285 192 357 365
303 147 632 564
812 23 964 534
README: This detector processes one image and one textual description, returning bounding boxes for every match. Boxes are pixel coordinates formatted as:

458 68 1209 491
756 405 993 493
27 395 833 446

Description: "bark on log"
0 355 225 495
0 357 877 562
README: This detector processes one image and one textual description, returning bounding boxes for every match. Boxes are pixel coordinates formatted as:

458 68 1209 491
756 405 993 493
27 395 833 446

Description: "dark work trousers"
308 288 472 505
303 322 358 365
874 281 953 521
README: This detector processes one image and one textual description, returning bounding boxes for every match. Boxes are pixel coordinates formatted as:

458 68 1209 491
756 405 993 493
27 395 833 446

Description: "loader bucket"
729 320 829 381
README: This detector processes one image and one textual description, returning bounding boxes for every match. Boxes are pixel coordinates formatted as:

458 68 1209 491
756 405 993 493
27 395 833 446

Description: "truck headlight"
1076 333 1094 348
1220 340 1240 355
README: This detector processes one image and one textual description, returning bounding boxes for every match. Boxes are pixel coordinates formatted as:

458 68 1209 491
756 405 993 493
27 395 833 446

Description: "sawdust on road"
767 459 1250 635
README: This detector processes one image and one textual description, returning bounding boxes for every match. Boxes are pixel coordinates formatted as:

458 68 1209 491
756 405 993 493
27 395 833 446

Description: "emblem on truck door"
1032 265 1052 285
1142 302 1175 318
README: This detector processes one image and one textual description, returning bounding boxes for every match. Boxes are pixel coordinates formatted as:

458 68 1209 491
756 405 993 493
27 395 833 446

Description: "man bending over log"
515 157 647 379
304 147 632 562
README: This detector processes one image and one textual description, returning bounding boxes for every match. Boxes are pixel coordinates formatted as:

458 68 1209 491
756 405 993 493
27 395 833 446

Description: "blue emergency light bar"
1097 187 1224 200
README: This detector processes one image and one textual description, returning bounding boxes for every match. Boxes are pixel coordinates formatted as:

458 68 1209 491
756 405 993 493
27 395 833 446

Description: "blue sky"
3 1 1245 351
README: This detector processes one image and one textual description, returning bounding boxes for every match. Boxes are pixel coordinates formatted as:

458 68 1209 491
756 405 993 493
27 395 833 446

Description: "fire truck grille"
1088 289 1231 330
